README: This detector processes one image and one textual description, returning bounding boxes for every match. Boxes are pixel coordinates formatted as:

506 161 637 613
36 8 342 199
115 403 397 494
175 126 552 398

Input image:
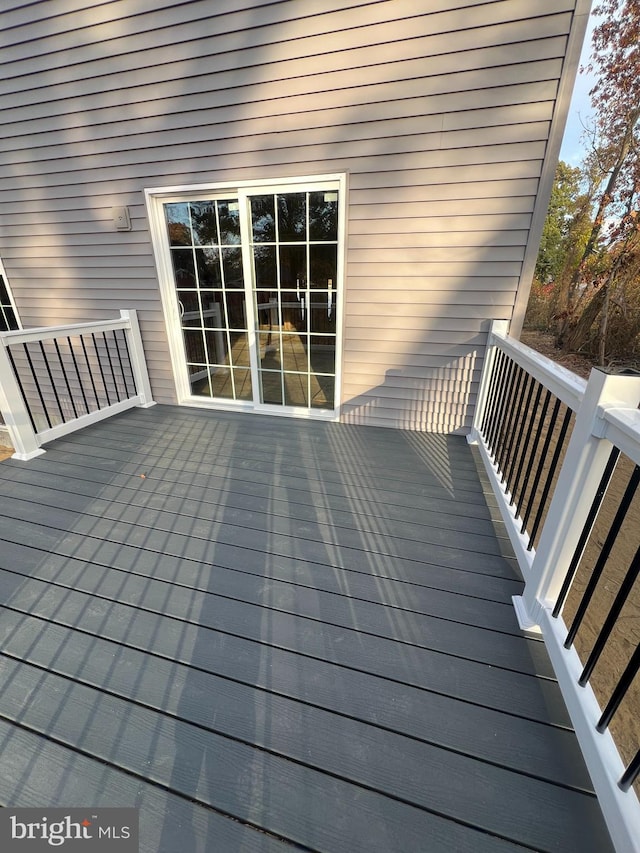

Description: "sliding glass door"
153 177 343 418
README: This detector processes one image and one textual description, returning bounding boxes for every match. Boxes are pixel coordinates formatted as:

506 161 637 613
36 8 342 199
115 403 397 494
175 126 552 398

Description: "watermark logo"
0 809 138 851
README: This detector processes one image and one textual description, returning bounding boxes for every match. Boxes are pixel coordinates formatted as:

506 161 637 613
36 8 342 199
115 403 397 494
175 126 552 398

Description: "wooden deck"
0 406 613 852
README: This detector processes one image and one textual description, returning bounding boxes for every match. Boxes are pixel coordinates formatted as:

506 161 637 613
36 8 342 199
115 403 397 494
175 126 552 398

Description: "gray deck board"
0 655 609 853
0 611 591 790
0 720 291 853
0 406 613 852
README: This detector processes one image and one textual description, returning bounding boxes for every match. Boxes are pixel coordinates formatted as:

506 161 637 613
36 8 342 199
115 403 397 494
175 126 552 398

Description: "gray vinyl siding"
0 0 582 431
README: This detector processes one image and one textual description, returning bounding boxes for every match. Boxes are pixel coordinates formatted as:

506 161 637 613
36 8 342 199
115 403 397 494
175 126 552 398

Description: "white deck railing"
0 310 155 460
470 320 640 853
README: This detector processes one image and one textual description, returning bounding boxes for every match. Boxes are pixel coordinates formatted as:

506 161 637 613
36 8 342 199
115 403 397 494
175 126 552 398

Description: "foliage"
523 278 555 330
528 0 640 366
535 162 585 284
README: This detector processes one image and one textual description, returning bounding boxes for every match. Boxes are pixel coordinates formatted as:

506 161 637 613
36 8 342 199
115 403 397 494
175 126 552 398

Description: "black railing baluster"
484 349 507 451
7 346 40 432
510 378 541 510
502 368 530 486
619 749 640 792
39 340 65 422
528 406 573 548
565 465 640 648
579 544 640 686
553 448 621 618
114 328 134 397
521 392 557 534
488 351 512 454
93 332 112 406
119 328 137 397
493 358 518 471
81 334 101 409
68 336 90 415
505 372 535 492
103 331 122 403
597 644 640 733
53 338 78 420
496 362 524 480
481 348 504 442
479 350 496 435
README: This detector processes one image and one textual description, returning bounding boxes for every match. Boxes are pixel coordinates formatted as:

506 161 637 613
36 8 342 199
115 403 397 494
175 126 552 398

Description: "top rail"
1 317 130 347
489 328 587 412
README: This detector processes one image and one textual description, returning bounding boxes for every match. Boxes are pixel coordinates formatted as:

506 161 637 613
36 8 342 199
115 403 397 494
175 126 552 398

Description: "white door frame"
145 173 347 421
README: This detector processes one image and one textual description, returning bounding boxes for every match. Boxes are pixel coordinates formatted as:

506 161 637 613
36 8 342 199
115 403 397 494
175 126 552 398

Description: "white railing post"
120 309 155 408
0 335 45 460
515 369 640 628
467 319 509 445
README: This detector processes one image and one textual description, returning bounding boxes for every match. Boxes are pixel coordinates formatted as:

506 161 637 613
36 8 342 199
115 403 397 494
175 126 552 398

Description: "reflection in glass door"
164 198 253 401
247 190 338 410
159 180 341 416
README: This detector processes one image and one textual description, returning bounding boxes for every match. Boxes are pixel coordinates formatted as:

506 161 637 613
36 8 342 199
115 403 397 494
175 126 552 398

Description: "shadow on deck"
0 405 613 852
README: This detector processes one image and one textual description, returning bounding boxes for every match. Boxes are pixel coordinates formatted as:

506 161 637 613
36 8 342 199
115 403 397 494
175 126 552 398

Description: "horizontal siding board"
348 230 530 248
349 247 526 263
351 178 541 204
351 161 544 188
346 271 520 287
346 330 487 346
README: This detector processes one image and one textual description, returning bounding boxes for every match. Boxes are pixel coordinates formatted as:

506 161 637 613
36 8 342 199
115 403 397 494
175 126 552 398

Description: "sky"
559 13 599 165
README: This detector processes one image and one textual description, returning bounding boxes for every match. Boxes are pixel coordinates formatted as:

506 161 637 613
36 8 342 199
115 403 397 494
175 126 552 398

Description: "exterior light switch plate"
112 206 131 231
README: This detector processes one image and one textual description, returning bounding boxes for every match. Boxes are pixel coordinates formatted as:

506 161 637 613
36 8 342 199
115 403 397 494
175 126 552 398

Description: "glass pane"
199 292 225 328
228 332 251 367
171 249 196 288
279 245 306 289
253 246 276 288
188 365 212 398
165 203 192 246
309 191 338 241
209 367 234 399
258 331 280 368
233 367 253 400
251 195 276 242
260 371 282 405
311 375 334 409
177 289 200 315
190 201 219 246
310 244 337 289
205 329 228 365
0 277 19 332
277 193 306 241
195 248 222 288
218 200 241 244
222 247 244 288
225 291 248 330
281 333 308 372
280 292 306 333
183 330 207 364
309 293 336 335
255 294 278 331
284 373 309 407
309 336 335 374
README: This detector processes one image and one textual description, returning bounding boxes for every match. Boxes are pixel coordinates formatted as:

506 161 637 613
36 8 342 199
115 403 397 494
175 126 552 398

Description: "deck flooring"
0 406 613 852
